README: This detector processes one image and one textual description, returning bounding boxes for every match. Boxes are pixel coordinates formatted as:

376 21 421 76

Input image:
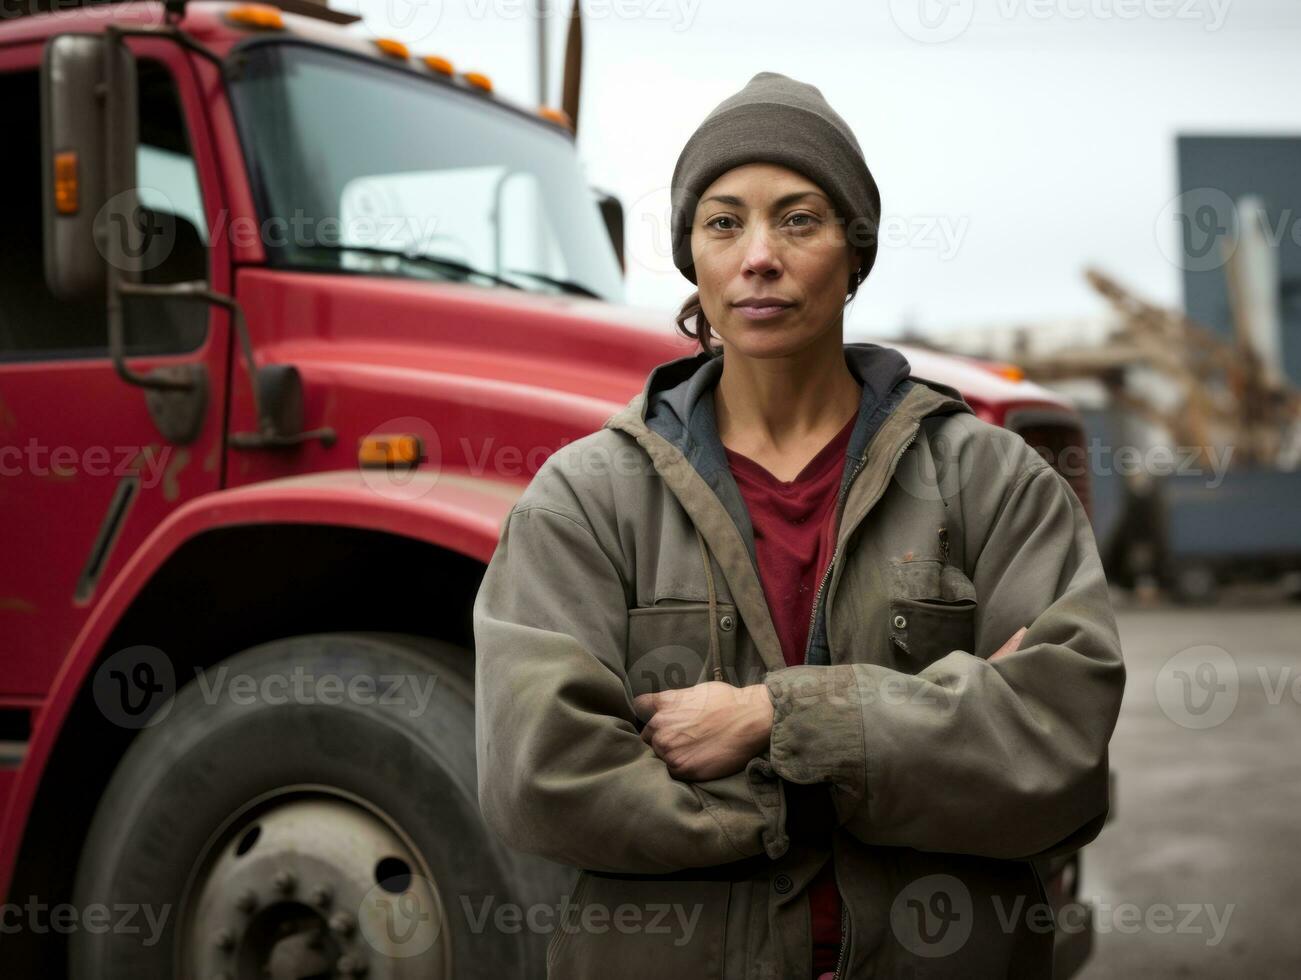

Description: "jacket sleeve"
474 501 790 874
760 444 1126 861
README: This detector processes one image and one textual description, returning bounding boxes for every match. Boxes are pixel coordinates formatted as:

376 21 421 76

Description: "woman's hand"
633 682 774 782
990 625 1029 661
633 626 1025 783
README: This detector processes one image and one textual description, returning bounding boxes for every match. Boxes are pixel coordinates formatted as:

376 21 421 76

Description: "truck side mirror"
593 187 625 274
41 33 140 302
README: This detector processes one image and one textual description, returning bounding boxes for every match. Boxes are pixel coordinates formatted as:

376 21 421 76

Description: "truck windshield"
227 41 624 302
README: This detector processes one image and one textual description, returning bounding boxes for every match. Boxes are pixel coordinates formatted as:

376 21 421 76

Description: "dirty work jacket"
472 341 1126 979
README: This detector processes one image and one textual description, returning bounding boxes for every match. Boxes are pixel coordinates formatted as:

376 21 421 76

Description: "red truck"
0 2 1107 976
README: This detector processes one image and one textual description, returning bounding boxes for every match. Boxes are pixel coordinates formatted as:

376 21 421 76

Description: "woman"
473 71 1125 979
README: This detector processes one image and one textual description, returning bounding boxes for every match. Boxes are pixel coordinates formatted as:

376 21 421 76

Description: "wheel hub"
184 794 448 979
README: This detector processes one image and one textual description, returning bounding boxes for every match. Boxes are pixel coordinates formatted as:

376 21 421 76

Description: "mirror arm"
114 281 259 411
107 21 227 74
101 27 331 451
116 281 337 450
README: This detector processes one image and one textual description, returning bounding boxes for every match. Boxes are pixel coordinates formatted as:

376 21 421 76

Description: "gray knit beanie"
670 71 881 290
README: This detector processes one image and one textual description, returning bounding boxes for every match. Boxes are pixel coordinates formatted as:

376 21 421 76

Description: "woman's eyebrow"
701 191 827 209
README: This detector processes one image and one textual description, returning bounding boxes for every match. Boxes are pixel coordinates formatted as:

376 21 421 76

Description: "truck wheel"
68 632 566 980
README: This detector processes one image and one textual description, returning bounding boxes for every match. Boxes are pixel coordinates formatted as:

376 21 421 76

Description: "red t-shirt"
723 412 855 978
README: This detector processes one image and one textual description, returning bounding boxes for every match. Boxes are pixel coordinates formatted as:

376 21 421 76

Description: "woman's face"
689 162 859 359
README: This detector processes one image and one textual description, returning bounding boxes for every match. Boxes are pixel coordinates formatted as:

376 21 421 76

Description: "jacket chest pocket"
625 601 738 699
887 558 978 670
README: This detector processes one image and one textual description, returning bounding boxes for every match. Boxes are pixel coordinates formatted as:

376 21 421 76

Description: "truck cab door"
0 39 229 700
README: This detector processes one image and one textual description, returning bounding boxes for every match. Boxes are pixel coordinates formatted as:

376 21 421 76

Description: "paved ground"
1076 588 1301 979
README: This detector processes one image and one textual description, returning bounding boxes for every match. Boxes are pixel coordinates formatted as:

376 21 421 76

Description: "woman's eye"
707 216 737 231
787 213 818 228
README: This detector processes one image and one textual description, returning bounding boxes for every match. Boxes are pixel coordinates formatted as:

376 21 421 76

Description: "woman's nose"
740 225 782 277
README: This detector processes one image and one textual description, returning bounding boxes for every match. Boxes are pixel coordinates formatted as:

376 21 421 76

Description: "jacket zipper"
809 426 919 979
801 426 920 665
830 844 851 980
830 903 849 980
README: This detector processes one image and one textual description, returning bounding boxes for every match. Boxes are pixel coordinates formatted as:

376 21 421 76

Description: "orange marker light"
374 38 409 60
225 3 285 29
538 106 572 130
54 152 79 215
423 55 454 75
358 434 423 469
463 71 493 93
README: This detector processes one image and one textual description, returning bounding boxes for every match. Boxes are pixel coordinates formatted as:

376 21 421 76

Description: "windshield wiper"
504 268 601 299
293 243 526 291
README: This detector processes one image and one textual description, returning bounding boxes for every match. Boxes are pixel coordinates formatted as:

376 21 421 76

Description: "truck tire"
68 632 569 980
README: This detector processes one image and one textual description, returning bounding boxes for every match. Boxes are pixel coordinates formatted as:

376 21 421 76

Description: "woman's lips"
733 303 794 320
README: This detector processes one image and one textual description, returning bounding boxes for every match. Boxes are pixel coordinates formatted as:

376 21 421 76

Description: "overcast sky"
335 0 1301 338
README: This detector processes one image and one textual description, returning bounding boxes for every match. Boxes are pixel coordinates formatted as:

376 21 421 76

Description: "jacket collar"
603 341 973 671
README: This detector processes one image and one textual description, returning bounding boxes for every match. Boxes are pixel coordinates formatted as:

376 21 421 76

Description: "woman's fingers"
990 625 1029 661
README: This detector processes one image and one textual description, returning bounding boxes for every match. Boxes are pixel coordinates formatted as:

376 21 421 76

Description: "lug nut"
274 870 297 894
329 911 356 937
311 884 334 909
214 928 235 951
235 890 258 914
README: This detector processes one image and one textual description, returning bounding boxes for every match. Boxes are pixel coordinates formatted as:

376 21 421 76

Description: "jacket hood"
602 341 974 594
